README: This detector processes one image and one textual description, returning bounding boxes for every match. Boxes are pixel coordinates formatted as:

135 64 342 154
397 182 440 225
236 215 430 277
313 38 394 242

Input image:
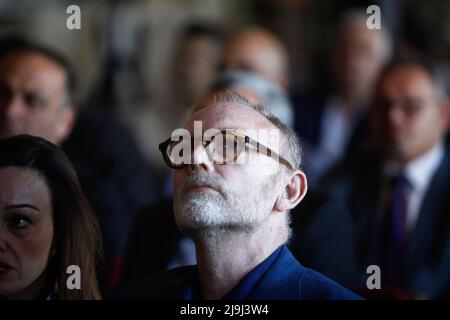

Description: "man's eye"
9 216 31 229
24 93 45 110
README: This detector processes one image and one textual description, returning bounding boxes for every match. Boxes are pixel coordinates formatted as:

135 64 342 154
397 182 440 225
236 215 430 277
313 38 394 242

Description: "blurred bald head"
331 10 392 105
0 39 76 145
222 27 289 89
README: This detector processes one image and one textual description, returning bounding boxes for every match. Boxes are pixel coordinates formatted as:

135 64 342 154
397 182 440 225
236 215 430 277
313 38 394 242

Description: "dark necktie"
381 173 410 286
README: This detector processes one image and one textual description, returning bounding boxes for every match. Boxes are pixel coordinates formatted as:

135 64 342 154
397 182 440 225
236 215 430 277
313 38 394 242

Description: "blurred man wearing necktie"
326 60 450 299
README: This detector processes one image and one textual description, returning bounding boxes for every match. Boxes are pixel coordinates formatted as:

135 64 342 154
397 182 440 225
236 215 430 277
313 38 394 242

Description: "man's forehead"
382 66 434 91
0 51 64 77
186 102 275 132
0 52 66 90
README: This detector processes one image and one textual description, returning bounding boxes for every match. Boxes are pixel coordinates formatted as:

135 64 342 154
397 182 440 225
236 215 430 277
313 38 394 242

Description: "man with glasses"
326 61 450 299
112 91 360 299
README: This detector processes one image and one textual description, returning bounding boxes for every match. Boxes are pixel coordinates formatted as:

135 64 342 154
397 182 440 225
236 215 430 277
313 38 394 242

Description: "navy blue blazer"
110 246 361 300
289 192 360 290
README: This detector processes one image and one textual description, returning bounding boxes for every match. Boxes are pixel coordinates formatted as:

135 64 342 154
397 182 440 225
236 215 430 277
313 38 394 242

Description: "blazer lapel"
248 246 304 299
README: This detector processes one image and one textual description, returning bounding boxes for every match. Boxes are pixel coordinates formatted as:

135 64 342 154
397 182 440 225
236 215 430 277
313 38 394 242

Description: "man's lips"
186 184 219 193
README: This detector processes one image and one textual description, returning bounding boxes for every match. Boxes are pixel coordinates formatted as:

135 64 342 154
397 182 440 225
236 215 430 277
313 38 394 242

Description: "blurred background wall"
1 0 449 173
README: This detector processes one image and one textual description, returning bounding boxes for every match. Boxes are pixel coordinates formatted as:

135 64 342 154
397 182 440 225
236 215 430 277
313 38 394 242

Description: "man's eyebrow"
4 204 41 211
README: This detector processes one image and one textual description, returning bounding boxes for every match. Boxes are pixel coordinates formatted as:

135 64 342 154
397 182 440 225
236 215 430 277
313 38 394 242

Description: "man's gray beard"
174 172 270 238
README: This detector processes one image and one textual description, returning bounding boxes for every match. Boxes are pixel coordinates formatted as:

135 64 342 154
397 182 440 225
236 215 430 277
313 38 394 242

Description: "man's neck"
192 218 285 300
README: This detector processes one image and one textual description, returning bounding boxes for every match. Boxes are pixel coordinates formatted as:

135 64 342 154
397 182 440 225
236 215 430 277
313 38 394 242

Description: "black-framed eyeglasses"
158 129 294 170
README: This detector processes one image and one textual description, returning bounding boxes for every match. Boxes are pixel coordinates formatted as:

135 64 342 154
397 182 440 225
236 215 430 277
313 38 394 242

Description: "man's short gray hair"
211 70 295 127
196 90 303 170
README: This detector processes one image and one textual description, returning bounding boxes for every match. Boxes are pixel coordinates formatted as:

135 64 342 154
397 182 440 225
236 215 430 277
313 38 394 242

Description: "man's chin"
383 144 412 162
175 210 261 237
176 222 251 239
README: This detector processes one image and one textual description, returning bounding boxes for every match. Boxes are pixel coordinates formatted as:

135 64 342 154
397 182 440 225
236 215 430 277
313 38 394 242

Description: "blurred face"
331 22 386 98
176 36 222 105
372 65 449 163
0 167 54 299
173 103 286 236
223 30 287 88
0 51 74 145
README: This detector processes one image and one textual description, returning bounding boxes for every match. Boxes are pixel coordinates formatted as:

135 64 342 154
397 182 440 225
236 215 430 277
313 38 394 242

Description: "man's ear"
441 101 450 130
274 170 307 213
55 106 76 145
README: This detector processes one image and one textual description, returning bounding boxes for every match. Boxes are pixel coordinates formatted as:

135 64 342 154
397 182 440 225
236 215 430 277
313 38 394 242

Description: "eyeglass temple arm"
230 130 294 170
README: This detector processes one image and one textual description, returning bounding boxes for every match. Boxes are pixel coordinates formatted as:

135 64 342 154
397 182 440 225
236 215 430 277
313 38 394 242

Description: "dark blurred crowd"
1 0 450 300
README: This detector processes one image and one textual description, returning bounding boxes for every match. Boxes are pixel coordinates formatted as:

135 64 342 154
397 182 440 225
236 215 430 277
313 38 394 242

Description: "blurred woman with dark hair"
0 134 102 299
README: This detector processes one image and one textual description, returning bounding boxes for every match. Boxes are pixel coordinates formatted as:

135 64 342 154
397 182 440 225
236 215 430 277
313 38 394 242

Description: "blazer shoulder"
299 267 362 300
251 246 362 300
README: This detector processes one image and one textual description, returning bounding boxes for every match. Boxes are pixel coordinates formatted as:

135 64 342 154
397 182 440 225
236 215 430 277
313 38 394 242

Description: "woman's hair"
0 135 102 299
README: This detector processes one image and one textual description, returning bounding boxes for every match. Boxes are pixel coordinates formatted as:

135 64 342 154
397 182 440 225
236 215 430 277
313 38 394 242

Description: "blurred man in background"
222 27 289 90
327 60 450 299
293 9 392 189
174 22 225 109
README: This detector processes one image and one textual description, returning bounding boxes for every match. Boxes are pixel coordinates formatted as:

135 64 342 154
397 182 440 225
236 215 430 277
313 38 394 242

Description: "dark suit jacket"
62 111 157 287
289 192 360 290
326 147 450 299
122 197 182 283
111 246 361 300
291 90 370 160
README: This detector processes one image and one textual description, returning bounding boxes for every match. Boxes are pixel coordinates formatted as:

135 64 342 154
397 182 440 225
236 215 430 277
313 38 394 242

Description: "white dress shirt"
385 141 445 233
404 142 445 231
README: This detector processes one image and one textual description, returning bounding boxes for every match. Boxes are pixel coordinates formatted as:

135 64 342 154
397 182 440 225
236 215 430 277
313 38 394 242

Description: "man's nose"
386 104 405 126
189 143 215 172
